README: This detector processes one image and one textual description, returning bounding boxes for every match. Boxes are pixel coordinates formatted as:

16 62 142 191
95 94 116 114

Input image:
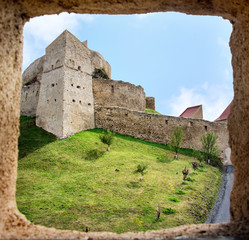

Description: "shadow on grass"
88 128 200 157
18 116 57 159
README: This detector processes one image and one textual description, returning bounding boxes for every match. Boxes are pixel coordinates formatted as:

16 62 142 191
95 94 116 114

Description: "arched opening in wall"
18 12 233 234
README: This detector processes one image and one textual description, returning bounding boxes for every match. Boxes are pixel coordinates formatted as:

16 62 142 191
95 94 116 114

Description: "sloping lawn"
17 116 221 233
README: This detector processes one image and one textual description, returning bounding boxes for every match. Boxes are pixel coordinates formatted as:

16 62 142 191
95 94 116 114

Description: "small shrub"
201 132 221 168
169 126 184 159
85 149 104 160
162 207 176 215
135 163 148 177
192 161 198 170
175 189 186 195
92 67 110 79
182 166 189 181
168 197 180 203
100 130 115 151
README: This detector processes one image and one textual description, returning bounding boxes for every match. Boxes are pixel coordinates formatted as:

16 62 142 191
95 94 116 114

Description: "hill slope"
17 116 221 233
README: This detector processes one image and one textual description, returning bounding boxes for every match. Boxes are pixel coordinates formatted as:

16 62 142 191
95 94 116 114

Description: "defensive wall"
145 97 155 110
95 105 229 153
93 78 146 111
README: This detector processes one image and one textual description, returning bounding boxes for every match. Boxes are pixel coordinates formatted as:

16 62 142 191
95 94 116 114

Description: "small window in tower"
204 126 208 131
88 103 91 106
54 99 56 102
78 66 81 71
51 83 55 87
77 86 81 89
71 84 74 87
72 99 75 103
111 85 114 93
165 120 168 125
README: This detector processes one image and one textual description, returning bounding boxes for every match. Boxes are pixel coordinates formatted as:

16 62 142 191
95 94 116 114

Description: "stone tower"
35 30 108 139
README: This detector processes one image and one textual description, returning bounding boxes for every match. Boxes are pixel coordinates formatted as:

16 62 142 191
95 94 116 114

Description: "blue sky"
23 12 233 121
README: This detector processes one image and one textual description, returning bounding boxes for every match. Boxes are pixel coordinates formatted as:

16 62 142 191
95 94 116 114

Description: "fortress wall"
20 82 40 116
61 31 95 138
93 78 146 111
90 50 111 78
146 97 155 110
22 56 45 85
64 31 92 75
95 105 229 152
36 67 65 138
62 70 94 138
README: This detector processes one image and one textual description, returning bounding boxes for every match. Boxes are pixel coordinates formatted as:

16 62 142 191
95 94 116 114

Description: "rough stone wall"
20 56 45 116
229 20 249 223
36 31 67 138
146 97 155 110
95 105 228 152
91 50 111 78
93 78 146 111
1 0 249 239
62 31 95 138
22 56 45 85
20 82 40 116
21 30 109 138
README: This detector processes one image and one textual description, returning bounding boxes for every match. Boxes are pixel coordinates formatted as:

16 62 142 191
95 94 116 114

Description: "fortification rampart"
95 105 229 152
146 97 155 110
93 78 146 111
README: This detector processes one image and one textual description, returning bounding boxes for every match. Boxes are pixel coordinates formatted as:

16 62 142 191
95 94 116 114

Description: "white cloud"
24 13 95 44
23 13 96 70
167 83 233 121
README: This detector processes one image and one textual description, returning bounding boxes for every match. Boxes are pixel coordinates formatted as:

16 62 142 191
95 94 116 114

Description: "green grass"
145 108 161 114
17 116 222 233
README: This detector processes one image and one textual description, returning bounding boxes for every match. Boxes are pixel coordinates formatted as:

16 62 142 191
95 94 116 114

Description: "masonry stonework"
21 30 148 138
95 105 228 152
93 78 146 111
1 0 249 239
146 97 155 110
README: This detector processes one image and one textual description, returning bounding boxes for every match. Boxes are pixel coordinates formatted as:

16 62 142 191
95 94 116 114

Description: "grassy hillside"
17 116 221 233
145 108 161 114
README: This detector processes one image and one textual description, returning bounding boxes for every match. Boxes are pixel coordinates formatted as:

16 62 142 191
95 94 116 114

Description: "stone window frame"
0 0 248 239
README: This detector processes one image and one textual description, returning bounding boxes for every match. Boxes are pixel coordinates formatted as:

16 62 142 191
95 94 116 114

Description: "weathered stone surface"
229 19 249 223
21 30 146 137
20 82 40 116
1 0 249 238
25 30 110 138
95 105 228 152
146 97 155 110
93 78 146 111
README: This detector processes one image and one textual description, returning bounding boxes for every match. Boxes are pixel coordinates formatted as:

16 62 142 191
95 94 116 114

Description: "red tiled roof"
214 103 231 122
179 105 202 118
